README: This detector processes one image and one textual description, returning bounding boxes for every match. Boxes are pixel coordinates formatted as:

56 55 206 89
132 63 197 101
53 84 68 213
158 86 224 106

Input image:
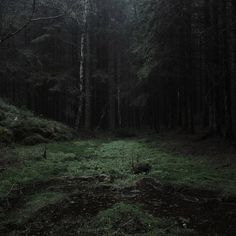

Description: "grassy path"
1 138 236 235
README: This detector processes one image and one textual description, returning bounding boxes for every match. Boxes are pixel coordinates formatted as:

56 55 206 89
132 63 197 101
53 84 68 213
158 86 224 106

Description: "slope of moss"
0 99 74 145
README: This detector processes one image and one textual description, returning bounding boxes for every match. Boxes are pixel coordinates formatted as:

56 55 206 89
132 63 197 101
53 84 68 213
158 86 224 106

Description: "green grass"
78 203 196 236
1 138 236 199
0 191 65 231
12 192 65 224
1 137 236 234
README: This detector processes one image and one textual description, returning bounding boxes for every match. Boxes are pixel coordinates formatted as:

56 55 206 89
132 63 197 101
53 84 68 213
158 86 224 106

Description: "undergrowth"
1 138 236 234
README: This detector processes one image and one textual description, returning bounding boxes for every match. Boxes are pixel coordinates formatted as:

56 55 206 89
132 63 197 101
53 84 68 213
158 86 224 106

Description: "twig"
31 14 64 22
6 183 16 197
4 183 16 207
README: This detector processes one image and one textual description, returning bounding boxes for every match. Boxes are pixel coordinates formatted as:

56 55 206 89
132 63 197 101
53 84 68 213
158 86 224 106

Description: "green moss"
78 203 196 235
0 99 73 145
23 134 49 145
1 138 236 235
0 151 68 198
1 138 236 199
10 192 65 224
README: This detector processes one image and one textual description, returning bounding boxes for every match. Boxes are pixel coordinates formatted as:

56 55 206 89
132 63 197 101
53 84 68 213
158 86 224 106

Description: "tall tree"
75 0 89 130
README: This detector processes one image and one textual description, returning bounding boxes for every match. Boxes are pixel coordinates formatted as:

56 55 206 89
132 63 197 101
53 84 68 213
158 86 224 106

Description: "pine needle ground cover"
1 138 236 235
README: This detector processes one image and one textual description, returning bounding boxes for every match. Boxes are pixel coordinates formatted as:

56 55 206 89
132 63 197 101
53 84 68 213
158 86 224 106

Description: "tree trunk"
222 0 234 139
75 32 85 130
75 0 89 130
84 22 91 130
211 0 222 135
117 53 122 128
108 42 116 130
232 0 236 135
203 0 211 128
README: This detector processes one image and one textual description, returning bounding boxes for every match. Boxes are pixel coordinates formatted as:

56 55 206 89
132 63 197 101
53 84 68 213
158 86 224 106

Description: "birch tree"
75 0 90 130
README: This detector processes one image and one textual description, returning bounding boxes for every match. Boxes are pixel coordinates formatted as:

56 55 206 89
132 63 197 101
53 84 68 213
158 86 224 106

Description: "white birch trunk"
117 52 122 128
75 0 89 130
84 28 91 130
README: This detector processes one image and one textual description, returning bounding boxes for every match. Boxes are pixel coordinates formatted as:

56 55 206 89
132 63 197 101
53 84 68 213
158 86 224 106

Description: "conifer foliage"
0 0 236 138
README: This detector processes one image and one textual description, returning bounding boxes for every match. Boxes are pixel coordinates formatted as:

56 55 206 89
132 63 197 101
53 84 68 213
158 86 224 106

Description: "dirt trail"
133 178 236 235
2 177 236 235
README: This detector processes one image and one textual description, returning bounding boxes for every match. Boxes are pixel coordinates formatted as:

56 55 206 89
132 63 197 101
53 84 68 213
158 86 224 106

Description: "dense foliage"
133 0 236 138
0 0 236 139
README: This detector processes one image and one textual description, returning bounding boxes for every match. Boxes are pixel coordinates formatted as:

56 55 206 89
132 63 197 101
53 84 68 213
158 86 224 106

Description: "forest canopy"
1 1 236 235
0 0 236 139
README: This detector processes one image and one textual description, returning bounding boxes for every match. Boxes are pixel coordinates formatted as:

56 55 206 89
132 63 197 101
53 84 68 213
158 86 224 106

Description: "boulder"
23 134 49 146
31 126 56 139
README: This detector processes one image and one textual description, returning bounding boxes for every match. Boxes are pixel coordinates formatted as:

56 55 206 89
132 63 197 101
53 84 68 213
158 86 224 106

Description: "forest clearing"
0 99 236 235
1 134 236 235
1 0 236 235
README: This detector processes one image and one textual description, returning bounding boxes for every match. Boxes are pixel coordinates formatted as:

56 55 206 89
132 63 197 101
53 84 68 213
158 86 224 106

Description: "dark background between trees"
0 0 236 139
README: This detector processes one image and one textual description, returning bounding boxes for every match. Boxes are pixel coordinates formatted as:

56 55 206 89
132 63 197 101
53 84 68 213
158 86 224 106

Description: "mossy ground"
1 137 236 235
0 99 73 145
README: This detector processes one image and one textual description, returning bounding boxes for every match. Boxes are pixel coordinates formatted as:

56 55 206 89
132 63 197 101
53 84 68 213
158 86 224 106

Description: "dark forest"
0 0 236 235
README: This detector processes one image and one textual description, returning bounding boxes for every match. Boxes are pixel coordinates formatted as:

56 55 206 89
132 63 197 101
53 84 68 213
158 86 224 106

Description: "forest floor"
1 134 236 235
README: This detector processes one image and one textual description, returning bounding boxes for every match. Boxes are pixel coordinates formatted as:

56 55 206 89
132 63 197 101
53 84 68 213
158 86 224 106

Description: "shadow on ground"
1 176 236 236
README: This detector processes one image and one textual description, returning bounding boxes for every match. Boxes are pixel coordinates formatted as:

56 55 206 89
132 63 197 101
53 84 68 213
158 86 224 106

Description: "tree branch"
0 0 36 44
31 14 64 22
0 1 64 44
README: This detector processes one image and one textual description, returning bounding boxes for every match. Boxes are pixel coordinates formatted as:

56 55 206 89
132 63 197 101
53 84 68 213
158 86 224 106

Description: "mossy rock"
0 100 74 144
0 126 14 144
23 134 49 146
31 126 56 139
13 122 73 142
12 126 30 141
13 124 54 140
